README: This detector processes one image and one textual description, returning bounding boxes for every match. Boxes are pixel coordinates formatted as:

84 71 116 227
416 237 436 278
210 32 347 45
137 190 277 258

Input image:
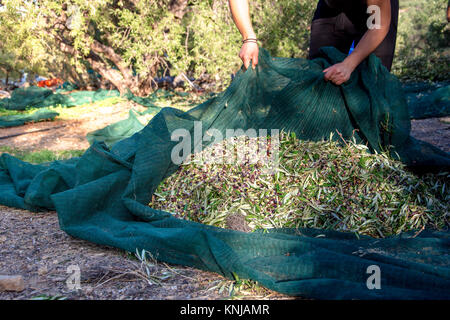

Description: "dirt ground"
0 107 448 300
410 117 450 152
0 101 147 151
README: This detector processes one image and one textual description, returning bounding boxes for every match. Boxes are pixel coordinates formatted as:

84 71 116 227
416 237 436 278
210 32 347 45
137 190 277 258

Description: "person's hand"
239 42 259 70
323 61 355 85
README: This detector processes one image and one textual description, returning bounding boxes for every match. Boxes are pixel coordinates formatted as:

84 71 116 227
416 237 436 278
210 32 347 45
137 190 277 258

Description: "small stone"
38 266 48 276
439 117 450 124
0 275 25 292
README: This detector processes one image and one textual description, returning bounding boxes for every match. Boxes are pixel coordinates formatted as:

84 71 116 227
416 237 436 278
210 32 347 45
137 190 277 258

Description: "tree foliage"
392 0 450 81
0 0 317 94
0 0 447 94
0 1 52 83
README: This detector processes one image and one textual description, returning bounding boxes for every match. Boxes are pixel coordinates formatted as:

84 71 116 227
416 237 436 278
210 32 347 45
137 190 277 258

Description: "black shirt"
313 0 369 31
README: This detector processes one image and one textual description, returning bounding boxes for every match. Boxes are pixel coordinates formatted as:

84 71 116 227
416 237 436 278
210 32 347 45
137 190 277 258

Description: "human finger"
324 68 337 81
252 52 259 69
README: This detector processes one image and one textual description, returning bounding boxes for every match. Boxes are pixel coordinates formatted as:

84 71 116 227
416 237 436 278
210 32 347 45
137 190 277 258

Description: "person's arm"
324 0 391 85
229 0 259 69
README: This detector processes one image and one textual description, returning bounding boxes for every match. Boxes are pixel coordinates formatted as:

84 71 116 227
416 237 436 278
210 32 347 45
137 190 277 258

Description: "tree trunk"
54 34 133 94
48 3 189 96
89 39 136 91
86 54 130 94
62 62 89 90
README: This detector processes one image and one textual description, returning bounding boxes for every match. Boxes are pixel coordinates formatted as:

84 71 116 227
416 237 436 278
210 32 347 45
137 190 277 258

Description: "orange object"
37 78 64 88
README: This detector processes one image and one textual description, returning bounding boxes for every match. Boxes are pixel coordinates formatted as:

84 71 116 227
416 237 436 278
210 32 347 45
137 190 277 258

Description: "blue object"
348 40 355 55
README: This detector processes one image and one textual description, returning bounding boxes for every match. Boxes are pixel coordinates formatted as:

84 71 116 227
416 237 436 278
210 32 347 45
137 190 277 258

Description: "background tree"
0 0 448 94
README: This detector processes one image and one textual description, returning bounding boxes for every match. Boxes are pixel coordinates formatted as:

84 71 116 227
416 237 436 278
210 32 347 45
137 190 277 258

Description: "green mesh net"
403 82 450 119
86 109 146 147
0 47 449 299
0 86 162 128
0 108 59 128
0 86 120 110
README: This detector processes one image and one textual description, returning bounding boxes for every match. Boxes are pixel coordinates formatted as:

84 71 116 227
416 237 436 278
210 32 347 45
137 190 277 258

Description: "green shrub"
2 0 446 91
392 0 450 81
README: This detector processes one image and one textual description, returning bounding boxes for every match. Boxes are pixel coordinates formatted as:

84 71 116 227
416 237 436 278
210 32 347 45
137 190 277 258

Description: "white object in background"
20 72 28 84
0 90 11 98
35 76 48 82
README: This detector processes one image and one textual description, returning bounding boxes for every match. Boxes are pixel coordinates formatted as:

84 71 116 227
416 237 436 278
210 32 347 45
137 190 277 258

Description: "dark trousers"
308 0 399 71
